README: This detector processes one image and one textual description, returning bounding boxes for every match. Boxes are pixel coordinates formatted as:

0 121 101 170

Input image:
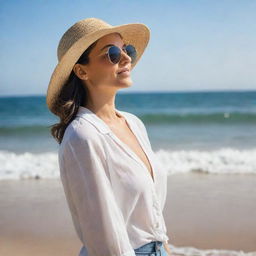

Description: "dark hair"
49 40 98 144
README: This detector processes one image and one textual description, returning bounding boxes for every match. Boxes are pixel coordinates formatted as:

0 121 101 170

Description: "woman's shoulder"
58 118 107 165
61 117 104 148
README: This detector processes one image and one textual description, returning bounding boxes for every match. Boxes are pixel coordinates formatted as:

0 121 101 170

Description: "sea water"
1 90 255 180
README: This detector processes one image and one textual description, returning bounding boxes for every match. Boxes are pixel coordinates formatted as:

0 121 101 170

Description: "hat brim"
46 23 150 113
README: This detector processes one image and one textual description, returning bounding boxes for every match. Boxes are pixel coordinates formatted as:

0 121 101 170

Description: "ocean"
0 90 256 180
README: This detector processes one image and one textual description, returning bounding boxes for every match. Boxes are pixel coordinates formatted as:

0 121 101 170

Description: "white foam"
168 243 256 256
155 148 256 175
0 148 256 180
0 150 59 180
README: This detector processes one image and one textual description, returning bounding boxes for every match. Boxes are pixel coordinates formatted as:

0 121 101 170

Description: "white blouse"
58 106 170 256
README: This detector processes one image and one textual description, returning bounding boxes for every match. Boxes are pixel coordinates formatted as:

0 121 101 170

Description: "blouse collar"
76 106 126 135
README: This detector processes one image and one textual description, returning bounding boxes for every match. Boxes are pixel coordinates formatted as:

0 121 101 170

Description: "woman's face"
74 33 133 91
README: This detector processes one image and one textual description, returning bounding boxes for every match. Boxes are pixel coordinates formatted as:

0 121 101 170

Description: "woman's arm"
59 134 136 256
163 241 172 256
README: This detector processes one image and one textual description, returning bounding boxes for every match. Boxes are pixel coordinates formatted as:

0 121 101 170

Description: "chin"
121 82 132 88
116 79 133 88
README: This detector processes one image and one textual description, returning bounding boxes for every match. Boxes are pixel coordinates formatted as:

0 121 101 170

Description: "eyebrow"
100 43 126 52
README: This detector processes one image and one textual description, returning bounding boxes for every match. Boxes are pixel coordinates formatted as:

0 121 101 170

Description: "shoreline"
1 173 256 255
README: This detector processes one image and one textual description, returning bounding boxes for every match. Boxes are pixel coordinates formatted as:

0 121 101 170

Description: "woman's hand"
163 241 172 256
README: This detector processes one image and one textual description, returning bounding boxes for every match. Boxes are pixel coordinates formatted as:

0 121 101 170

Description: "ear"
73 64 88 80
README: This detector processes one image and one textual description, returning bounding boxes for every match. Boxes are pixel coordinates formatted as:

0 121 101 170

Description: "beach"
1 172 256 256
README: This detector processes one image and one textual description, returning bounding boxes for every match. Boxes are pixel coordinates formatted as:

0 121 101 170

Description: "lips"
117 67 130 74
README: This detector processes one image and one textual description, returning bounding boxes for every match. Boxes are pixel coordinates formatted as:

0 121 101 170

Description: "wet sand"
0 172 256 255
164 172 256 252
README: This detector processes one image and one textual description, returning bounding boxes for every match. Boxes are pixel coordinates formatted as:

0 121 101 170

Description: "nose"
120 48 132 64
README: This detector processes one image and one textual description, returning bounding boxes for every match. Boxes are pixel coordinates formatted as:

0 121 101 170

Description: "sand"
164 172 256 252
0 172 256 256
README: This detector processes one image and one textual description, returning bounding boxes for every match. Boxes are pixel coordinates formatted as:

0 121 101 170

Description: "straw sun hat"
46 17 150 114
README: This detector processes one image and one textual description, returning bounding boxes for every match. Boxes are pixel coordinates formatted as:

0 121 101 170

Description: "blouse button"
153 200 159 207
155 222 160 228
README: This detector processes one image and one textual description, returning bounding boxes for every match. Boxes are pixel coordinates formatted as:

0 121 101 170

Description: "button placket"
152 188 163 231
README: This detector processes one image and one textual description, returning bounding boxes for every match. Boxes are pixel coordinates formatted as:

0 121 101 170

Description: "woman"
46 18 172 256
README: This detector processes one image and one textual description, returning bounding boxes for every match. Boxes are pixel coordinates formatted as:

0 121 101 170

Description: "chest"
102 128 168 213
109 120 155 183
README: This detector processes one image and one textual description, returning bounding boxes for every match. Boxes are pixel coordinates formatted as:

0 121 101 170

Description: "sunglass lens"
125 45 137 64
108 46 121 64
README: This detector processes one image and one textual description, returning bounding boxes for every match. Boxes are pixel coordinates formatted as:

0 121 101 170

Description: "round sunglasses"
104 44 137 64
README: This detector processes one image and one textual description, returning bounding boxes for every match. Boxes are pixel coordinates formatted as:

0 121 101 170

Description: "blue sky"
1 0 256 96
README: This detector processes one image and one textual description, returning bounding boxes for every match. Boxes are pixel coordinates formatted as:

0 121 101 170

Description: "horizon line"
0 88 256 98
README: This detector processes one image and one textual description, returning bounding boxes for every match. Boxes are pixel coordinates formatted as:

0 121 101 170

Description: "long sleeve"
59 134 136 256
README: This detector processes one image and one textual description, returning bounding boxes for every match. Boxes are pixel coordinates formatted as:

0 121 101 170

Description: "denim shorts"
134 241 167 256
78 241 167 256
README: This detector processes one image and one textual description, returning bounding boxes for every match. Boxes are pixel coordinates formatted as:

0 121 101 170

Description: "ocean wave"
168 244 256 256
0 112 255 137
155 148 256 175
141 112 256 124
0 125 50 135
0 151 59 180
0 148 256 180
